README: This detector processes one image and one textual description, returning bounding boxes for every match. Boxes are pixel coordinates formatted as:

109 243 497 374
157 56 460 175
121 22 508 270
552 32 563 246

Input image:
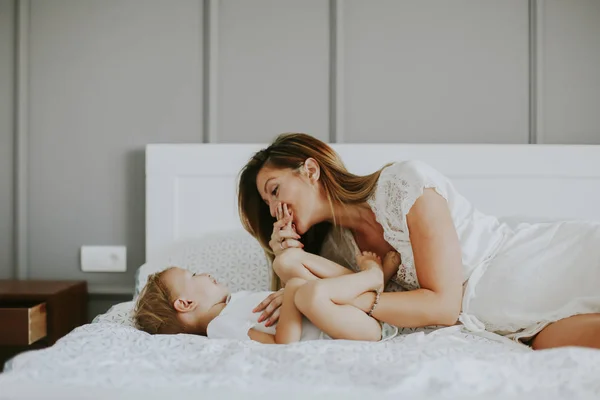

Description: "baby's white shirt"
206 291 324 341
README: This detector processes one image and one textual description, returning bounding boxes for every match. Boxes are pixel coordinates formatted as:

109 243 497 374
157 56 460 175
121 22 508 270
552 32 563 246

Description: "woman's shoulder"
380 160 444 181
368 160 452 221
361 161 460 245
376 160 450 194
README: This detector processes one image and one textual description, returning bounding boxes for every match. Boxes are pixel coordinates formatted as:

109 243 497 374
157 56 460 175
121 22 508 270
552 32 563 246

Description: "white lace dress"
319 160 600 343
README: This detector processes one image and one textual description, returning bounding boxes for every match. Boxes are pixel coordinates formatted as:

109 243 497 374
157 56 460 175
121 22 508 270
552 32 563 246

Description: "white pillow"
134 230 272 298
497 215 566 229
92 300 136 326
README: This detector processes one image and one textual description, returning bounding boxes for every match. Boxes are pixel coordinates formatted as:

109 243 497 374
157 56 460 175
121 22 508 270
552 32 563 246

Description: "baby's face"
162 267 230 313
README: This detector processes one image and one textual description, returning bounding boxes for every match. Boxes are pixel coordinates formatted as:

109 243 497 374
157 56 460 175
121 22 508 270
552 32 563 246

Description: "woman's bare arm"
368 189 464 327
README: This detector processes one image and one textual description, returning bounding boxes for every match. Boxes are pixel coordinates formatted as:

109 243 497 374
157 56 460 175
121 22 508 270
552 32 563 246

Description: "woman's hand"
260 204 303 326
269 203 303 256
253 288 285 327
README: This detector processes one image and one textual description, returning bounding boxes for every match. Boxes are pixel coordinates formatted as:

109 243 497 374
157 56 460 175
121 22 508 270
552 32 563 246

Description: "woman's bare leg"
272 248 353 284
294 252 393 341
531 313 600 350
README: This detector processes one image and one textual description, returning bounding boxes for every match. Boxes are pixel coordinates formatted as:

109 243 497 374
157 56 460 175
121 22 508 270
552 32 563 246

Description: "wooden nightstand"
0 280 88 371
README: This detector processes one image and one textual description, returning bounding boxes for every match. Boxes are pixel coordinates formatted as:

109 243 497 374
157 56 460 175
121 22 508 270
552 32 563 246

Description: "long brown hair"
237 133 389 289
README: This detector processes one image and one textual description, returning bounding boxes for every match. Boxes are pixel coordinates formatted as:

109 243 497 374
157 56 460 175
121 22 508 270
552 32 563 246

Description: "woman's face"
255 161 325 235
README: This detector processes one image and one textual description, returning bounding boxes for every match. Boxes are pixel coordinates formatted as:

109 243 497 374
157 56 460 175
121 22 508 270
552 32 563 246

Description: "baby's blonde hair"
134 267 186 335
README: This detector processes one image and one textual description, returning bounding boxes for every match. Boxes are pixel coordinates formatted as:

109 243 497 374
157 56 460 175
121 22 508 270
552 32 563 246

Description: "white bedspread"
1 304 600 399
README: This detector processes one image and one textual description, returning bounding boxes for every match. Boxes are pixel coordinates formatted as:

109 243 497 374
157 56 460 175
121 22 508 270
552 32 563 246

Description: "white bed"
2 143 600 399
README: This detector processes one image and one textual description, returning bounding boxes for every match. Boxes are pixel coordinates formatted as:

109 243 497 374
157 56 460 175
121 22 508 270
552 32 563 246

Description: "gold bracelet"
367 290 381 317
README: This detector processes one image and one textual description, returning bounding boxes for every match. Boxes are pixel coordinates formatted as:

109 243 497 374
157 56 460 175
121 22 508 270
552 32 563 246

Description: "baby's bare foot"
356 251 382 271
383 251 401 280
356 251 384 293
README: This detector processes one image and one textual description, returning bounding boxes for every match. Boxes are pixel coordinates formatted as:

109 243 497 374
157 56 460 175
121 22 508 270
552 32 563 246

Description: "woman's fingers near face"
281 238 303 249
284 203 292 219
279 228 300 240
269 238 285 254
272 218 294 244
271 225 299 249
272 225 295 253
271 233 303 252
283 204 294 230
273 218 288 232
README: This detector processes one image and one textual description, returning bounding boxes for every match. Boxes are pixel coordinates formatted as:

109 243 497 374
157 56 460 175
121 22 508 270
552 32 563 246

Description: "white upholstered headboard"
145 143 600 262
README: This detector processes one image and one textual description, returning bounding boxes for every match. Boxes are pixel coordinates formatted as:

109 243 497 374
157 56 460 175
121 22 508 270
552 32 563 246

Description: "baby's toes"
384 251 401 267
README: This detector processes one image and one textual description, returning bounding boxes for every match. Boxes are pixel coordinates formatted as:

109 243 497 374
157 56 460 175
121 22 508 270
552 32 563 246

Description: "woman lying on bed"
239 133 600 350
133 248 399 343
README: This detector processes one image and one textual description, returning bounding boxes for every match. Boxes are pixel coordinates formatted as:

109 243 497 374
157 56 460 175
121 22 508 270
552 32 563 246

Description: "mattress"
1 301 600 399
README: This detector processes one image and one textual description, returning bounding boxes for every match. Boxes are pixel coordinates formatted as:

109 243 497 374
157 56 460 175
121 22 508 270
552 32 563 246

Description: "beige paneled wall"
342 0 529 143
216 0 330 142
0 0 15 279
538 0 600 144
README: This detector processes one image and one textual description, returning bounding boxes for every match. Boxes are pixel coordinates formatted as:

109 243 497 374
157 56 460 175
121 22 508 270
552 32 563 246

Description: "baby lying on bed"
134 250 399 344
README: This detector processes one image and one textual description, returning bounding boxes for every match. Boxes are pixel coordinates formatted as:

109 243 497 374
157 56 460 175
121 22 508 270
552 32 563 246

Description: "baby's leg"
272 248 353 285
294 252 385 341
274 277 306 344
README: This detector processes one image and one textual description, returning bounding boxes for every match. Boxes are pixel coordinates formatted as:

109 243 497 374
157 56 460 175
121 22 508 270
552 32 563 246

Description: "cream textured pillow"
134 230 271 298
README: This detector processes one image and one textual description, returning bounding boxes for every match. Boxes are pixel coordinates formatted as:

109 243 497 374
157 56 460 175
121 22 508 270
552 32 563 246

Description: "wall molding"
329 0 344 143
535 0 545 144
15 0 29 280
203 0 219 143
529 0 544 144
88 284 134 297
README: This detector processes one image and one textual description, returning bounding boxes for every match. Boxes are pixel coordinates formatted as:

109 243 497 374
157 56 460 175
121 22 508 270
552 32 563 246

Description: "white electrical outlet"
81 246 127 272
